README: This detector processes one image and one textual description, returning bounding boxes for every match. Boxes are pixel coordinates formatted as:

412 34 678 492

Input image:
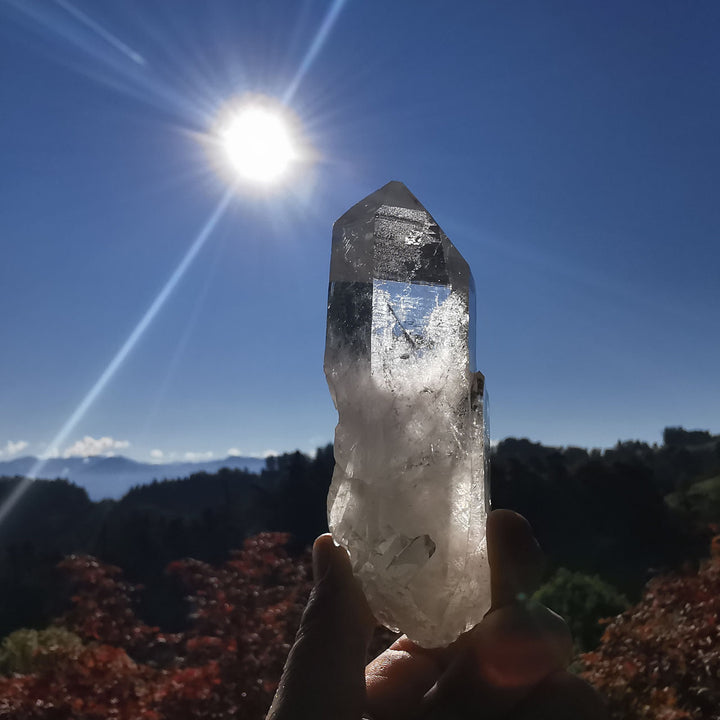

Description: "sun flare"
219 101 298 185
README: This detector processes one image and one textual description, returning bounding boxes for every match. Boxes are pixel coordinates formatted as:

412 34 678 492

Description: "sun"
218 99 298 185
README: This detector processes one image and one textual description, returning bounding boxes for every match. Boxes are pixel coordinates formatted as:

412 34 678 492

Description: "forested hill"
0 428 718 637
491 428 720 591
0 454 268 500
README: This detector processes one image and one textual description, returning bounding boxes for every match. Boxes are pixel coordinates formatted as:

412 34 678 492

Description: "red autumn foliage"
159 533 311 719
0 643 162 720
5 529 718 719
56 555 172 664
581 537 720 720
0 532 312 720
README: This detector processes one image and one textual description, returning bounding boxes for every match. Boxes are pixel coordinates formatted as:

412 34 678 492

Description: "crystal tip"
335 181 427 228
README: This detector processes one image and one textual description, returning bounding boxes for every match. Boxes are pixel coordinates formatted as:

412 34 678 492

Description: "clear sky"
1 0 718 464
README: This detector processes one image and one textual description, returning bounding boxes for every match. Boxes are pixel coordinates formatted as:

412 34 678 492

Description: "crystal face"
324 181 490 648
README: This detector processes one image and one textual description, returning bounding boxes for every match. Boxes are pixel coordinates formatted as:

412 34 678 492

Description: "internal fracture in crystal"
324 181 489 647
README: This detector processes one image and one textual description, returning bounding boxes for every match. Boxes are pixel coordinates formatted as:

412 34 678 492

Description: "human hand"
267 510 608 720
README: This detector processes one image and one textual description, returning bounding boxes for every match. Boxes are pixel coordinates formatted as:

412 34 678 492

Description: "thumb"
267 534 376 720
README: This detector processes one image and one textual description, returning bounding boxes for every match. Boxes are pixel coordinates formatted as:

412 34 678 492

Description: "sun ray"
283 0 349 104
2 0 204 124
54 0 146 65
0 189 234 526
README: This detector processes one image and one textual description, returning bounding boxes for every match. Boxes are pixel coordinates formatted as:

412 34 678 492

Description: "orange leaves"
582 549 720 719
0 643 158 719
0 533 312 719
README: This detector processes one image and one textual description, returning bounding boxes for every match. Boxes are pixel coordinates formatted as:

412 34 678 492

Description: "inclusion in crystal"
324 181 489 648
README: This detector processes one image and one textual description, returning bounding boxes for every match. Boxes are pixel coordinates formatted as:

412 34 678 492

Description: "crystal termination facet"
324 181 489 648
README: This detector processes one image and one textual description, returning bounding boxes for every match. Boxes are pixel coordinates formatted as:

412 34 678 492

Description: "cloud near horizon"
63 436 130 458
228 448 277 458
184 451 214 462
0 440 29 458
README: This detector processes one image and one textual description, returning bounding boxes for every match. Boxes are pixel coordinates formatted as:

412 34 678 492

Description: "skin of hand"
267 509 608 720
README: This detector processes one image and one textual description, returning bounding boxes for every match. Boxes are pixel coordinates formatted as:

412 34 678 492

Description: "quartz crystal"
324 181 490 648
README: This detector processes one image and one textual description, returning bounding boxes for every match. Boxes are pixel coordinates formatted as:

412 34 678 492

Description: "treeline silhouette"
1 427 718 638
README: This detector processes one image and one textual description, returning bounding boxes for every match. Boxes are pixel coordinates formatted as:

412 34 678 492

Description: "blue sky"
1 0 718 464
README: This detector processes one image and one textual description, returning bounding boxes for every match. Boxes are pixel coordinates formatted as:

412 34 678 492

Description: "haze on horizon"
1 0 719 469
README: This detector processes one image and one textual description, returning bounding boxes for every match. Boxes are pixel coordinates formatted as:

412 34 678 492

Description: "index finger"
488 509 544 609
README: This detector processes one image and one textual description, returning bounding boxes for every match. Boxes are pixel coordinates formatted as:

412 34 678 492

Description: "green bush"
0 626 83 675
535 568 629 651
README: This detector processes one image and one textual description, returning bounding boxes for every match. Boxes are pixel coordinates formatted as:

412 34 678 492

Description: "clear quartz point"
324 181 490 648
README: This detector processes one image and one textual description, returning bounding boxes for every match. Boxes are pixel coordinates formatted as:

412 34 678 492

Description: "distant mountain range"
0 454 267 500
